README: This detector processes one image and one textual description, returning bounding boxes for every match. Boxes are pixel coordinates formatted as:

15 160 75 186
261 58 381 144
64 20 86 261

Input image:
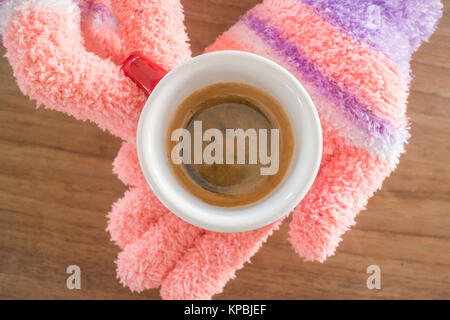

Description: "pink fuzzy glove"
110 0 442 299
1 0 442 300
0 0 190 140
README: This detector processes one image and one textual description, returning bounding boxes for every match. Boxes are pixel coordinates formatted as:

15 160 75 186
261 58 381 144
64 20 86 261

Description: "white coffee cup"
134 51 322 233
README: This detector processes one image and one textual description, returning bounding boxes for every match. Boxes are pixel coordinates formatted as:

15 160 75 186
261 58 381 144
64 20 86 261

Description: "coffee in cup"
167 82 294 207
132 51 322 232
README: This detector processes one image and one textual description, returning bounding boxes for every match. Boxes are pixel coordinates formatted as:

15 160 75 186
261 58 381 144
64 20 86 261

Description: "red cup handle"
121 52 168 95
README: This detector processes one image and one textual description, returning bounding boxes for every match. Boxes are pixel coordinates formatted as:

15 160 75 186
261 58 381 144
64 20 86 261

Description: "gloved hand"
109 0 442 299
0 0 190 141
1 0 442 300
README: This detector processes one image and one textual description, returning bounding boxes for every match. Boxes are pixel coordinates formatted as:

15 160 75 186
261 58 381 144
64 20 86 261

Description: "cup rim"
136 51 322 233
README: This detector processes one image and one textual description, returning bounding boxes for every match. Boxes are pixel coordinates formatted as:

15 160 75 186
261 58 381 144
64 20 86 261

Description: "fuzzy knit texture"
1 0 442 299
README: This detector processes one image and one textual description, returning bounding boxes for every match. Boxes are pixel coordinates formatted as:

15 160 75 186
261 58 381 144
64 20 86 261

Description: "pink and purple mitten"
205 0 443 262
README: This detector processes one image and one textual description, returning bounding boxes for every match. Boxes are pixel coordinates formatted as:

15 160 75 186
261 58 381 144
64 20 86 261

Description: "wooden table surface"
0 0 449 300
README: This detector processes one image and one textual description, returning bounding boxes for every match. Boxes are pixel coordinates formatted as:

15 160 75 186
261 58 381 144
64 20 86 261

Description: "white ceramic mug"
129 51 322 233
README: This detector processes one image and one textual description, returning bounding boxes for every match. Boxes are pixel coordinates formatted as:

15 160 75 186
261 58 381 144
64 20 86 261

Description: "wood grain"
0 0 449 300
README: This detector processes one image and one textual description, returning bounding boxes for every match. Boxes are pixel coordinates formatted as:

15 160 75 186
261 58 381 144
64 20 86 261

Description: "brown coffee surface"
166 83 294 207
